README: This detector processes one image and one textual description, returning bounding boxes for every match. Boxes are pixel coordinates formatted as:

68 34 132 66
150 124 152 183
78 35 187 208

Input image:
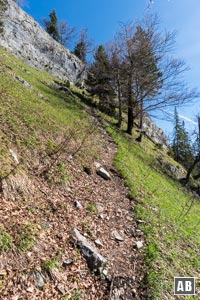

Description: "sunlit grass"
104 119 200 300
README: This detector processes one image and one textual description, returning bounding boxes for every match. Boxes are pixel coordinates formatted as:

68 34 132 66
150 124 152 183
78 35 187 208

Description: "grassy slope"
0 46 102 254
0 47 111 299
0 47 100 179
102 117 200 299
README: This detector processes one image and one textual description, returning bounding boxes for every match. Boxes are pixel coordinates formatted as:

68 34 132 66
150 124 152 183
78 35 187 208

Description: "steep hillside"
0 47 146 300
102 115 200 299
1 45 200 300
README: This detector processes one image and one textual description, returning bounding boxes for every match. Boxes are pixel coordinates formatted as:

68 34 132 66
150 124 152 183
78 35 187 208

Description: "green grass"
43 258 60 272
104 120 200 299
0 227 13 252
86 200 98 215
0 47 102 182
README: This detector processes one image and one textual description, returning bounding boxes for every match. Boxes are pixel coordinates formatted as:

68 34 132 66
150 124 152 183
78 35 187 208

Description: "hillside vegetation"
0 46 200 300
0 46 109 299
102 115 200 299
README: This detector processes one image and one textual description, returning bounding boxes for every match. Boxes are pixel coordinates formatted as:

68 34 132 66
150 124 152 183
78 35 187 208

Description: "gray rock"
15 75 31 87
143 114 169 150
111 230 124 242
9 149 19 164
102 269 108 277
135 241 144 249
95 239 103 247
56 284 65 295
137 219 145 224
74 201 83 209
63 259 74 266
73 228 107 273
96 167 111 180
0 0 86 84
34 271 45 290
94 162 101 169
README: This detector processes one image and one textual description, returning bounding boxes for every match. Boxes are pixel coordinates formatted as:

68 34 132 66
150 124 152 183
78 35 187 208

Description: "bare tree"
58 21 76 47
115 16 199 139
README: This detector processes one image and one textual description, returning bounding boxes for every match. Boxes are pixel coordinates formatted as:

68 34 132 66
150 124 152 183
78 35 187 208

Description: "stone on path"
135 241 144 249
74 201 83 209
73 228 107 273
111 230 124 242
96 167 111 180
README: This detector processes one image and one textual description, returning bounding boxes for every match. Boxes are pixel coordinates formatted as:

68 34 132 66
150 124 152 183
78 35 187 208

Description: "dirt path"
0 114 146 300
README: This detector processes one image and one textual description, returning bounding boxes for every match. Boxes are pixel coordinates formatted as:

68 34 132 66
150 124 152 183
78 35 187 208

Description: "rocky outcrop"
0 0 85 84
143 114 169 150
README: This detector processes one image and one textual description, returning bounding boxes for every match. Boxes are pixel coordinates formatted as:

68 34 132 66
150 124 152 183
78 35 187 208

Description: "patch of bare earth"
0 122 146 300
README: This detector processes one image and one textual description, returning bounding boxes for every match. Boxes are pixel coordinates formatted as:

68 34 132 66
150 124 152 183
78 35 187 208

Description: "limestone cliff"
143 114 169 150
0 0 85 84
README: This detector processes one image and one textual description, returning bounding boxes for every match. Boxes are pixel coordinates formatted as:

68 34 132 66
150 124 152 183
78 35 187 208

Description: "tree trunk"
185 155 200 184
136 101 144 142
126 77 133 135
116 75 122 128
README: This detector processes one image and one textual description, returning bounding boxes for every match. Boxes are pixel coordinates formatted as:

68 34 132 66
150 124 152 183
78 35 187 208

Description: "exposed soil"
0 113 147 300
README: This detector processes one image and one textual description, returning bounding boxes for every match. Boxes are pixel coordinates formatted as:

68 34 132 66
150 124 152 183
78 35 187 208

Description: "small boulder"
63 259 74 267
15 75 31 87
96 167 111 180
95 239 103 247
135 241 144 249
74 201 83 209
94 162 101 169
73 229 107 273
34 270 45 290
9 149 19 164
111 230 124 242
56 284 66 295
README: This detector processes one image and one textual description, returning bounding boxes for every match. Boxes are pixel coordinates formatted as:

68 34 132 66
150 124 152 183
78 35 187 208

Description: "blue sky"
23 0 200 139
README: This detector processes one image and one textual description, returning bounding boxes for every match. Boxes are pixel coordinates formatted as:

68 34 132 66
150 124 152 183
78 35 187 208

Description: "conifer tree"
86 45 115 114
43 10 60 42
74 41 86 63
74 29 93 63
172 107 193 167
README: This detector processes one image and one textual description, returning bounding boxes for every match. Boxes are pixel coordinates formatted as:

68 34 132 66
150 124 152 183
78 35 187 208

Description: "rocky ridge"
0 0 85 84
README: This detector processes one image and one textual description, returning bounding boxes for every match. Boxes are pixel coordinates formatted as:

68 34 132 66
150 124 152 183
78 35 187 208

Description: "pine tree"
172 107 193 167
74 41 86 63
86 45 115 114
44 10 60 42
74 29 93 63
126 25 162 138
